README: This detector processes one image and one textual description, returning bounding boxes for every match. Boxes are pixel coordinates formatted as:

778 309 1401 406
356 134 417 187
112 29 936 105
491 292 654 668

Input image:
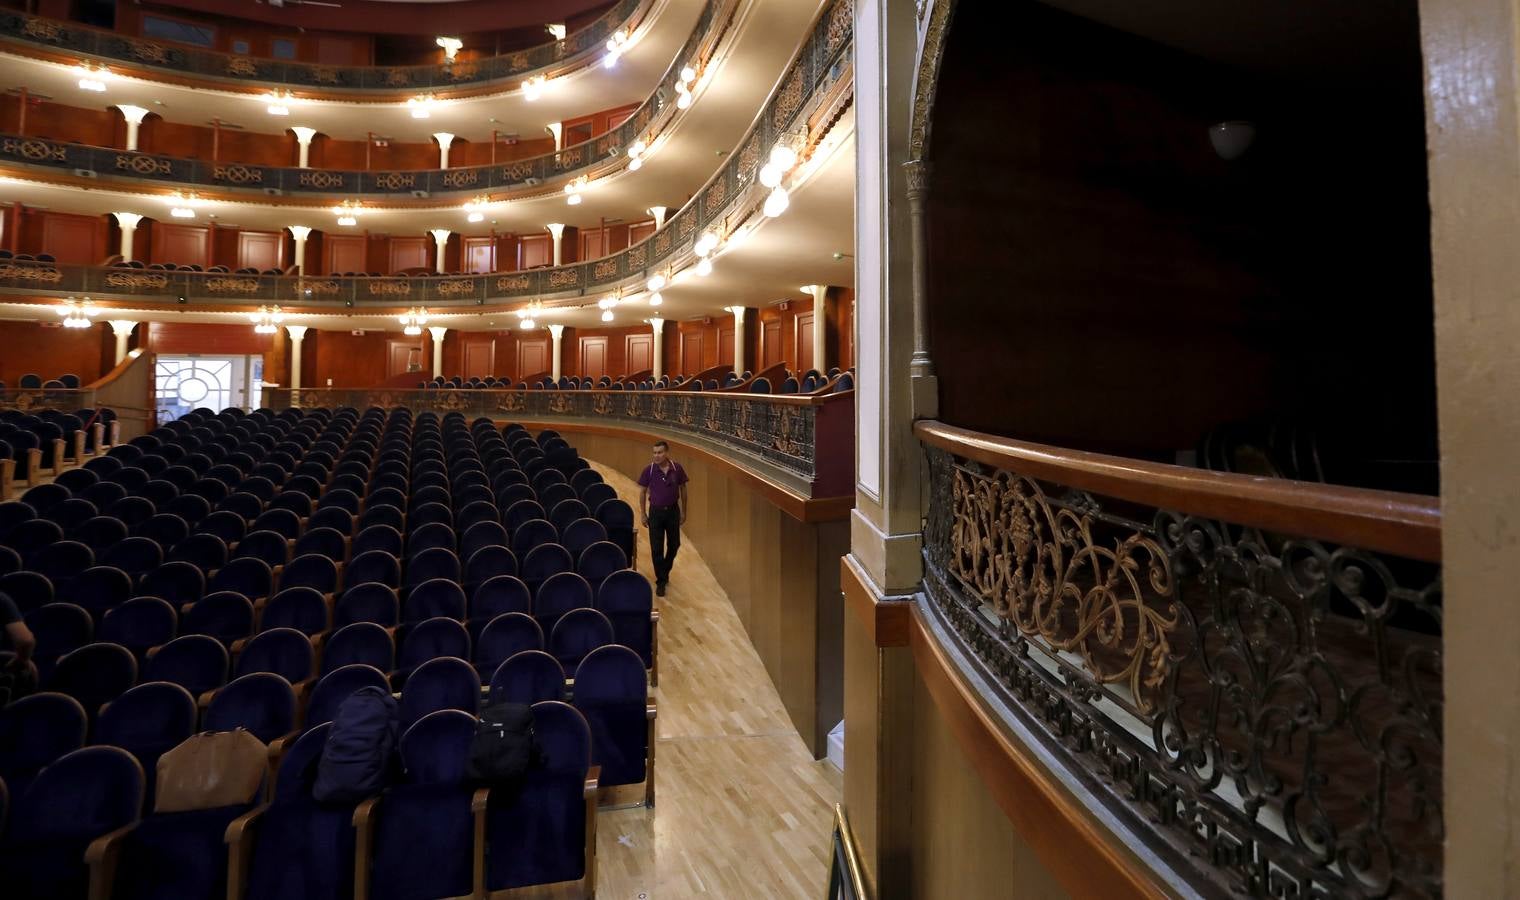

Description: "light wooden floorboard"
506 461 842 900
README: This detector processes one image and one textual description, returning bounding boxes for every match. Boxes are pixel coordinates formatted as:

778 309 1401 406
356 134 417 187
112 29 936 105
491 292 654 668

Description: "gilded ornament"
1 138 66 162
204 277 259 293
441 169 480 188
103 271 168 289
372 172 417 191
495 274 531 292
20 17 63 41
115 154 172 176
435 279 475 297
368 280 412 296
225 57 258 77
547 269 579 288
213 165 263 185
298 171 345 189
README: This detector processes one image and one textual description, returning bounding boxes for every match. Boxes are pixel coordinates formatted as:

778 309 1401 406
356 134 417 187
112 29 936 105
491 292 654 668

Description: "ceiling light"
338 216 357 227
263 90 294 116
250 305 285 334
695 231 718 256
398 307 429 336
598 297 615 310
601 310 614 322
522 75 546 101
646 274 666 291
769 144 798 172
680 66 696 83
628 157 642 171
467 212 484 223
763 187 790 218
675 87 692 110
648 291 663 307
407 95 437 119
520 317 536 329
759 163 781 189
170 207 195 218
58 296 100 328
695 257 713 277
546 23 566 40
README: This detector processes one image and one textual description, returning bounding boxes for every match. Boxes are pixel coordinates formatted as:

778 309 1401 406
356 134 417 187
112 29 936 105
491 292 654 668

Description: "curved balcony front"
0 0 855 310
0 0 645 94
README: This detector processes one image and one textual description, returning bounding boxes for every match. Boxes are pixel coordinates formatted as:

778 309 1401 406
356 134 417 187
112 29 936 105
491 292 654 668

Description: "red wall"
0 319 113 387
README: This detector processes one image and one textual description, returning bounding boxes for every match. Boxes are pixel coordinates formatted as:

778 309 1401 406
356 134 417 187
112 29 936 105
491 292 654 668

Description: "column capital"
287 225 312 241
648 316 664 333
903 159 931 198
427 325 448 341
284 324 309 340
115 104 149 124
431 132 455 149
429 228 452 243
547 323 565 339
112 212 143 229
290 126 317 144
107 319 136 336
545 223 565 239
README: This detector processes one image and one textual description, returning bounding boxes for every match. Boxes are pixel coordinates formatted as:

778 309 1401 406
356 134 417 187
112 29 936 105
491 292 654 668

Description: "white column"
548 323 564 381
427 326 447 377
649 206 668 229
809 284 829 372
291 127 317 168
432 132 455 168
649 317 664 380
116 105 148 151
730 306 746 375
546 123 563 152
285 325 308 390
107 320 135 365
112 212 143 261
287 225 312 274
429 229 451 273
546 223 565 266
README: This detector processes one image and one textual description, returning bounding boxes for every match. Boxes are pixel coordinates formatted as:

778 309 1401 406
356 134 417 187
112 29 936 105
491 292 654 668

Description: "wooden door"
152 223 210 267
41 212 104 265
680 331 704 377
580 228 605 261
625 333 653 374
795 312 814 373
718 326 735 368
388 236 428 272
462 236 495 274
516 337 549 378
628 220 657 246
461 337 495 379
387 340 423 378
518 234 551 269
761 319 783 368
324 234 366 273
578 337 609 380
237 230 284 271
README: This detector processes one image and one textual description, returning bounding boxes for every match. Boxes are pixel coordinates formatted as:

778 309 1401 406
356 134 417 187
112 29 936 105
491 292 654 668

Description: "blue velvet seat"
578 482 617 516
594 499 636 562
0 746 143 900
357 503 405 535
93 681 197 810
366 487 407 513
548 608 615 676
483 701 594 892
304 663 390 729
7 516 64 558
235 626 317 688
235 530 290 570
538 483 576 516
453 499 498 534
134 512 190 549
487 650 566 705
47 498 100 532
403 577 467 623
534 571 593 639
0 568 53 613
141 635 227 700
577 540 629 589
307 506 354 536
73 515 129 554
54 467 100 494
59 565 133 622
140 561 207 608
333 582 399 629
0 498 37 540
403 547 460 593
560 518 609 562
204 672 297 745
47 641 137 718
208 557 273 602
164 494 211 528
0 544 19 577
397 655 479 731
21 481 70 515
503 500 547 534
510 518 559 562
29 539 93 585
345 549 400 590
351 524 403 560
26 602 94 681
464 544 517 590
280 553 339 596
110 797 257 900
181 590 255 647
405 521 456 558
547 499 591 534
320 623 393 677
198 510 246 547
107 496 156 529
317 488 361 516
459 521 510 563
100 537 164 587
293 526 346 563
219 492 264 524
470 574 532 624
360 710 480 900
0 691 87 800
474 612 544 678
394 617 470 689
252 508 302 541
232 723 360 900
99 597 178 663
574 644 652 798
259 586 329 639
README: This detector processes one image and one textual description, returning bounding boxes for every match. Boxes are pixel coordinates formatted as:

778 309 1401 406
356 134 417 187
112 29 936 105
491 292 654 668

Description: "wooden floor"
510 462 843 900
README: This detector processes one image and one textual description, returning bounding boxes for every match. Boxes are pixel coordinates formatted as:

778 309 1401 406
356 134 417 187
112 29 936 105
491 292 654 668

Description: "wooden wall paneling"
386 338 425 379
237 230 285 271
150 223 211 267
462 235 496 273
38 211 106 265
718 326 735 367
578 336 609 379
518 234 551 269
680 330 704 377
149 322 273 355
388 236 428 272
625 333 653 375
628 221 657 246
0 320 109 385
461 336 496 379
761 318 784 369
324 234 367 274
25 99 115 147
516 337 549 377
797 312 815 374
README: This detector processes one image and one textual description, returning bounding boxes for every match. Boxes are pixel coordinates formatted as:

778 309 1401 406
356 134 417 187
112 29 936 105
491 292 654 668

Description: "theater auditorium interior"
0 0 1509 896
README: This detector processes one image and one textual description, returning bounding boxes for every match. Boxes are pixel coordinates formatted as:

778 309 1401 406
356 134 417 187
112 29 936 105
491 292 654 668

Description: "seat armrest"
646 701 658 808
224 803 269 900
85 821 139 900
352 796 381 900
90 422 104 454
584 765 601 798
197 688 217 710
229 636 250 656
71 430 86 461
48 437 65 472
472 787 490 899
25 447 41 486
265 729 300 799
583 767 600 899
1 458 14 498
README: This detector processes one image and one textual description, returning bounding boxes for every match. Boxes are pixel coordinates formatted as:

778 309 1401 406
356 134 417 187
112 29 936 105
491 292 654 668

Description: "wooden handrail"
915 419 1441 562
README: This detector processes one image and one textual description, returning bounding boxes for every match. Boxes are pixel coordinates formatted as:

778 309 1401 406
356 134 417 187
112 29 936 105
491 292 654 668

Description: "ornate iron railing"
265 386 855 497
916 420 1442 899
0 0 642 91
0 0 853 309
0 0 729 198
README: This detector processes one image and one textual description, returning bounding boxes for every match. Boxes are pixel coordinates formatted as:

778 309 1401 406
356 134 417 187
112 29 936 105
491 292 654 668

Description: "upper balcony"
0 0 647 94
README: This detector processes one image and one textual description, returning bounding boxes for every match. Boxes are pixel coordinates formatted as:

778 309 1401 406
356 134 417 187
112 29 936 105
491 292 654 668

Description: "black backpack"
313 686 398 804
467 702 540 789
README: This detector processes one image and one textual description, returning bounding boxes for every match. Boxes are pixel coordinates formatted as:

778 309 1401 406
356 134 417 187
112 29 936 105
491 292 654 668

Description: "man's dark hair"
652 440 669 451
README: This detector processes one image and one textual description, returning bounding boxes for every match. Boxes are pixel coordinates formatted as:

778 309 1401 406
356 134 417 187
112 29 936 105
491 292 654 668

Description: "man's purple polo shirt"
637 461 687 507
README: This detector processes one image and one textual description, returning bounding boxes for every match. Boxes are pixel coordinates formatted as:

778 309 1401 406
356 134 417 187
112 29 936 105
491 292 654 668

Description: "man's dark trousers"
648 506 681 584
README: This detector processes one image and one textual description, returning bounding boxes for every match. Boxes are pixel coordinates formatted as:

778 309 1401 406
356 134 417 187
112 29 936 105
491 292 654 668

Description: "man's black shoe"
656 581 667 597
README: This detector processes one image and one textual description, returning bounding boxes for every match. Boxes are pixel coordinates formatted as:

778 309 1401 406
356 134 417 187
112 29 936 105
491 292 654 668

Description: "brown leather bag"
155 728 269 813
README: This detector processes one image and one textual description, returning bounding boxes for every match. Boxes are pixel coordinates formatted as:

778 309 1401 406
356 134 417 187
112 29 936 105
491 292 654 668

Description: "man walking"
637 439 687 597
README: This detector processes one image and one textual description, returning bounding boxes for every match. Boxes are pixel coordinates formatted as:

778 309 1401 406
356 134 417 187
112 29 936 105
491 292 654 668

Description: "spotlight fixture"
467 212 484 223
675 84 692 110
332 200 366 222
694 231 718 257
58 297 100 329
680 66 696 83
249 305 285 334
398 307 429 336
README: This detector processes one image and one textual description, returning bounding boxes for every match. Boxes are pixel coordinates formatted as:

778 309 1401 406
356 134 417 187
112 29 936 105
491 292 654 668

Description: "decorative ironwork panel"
920 444 1444 899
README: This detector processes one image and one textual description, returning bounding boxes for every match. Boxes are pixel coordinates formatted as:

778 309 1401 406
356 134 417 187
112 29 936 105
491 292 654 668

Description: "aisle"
514 461 842 899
